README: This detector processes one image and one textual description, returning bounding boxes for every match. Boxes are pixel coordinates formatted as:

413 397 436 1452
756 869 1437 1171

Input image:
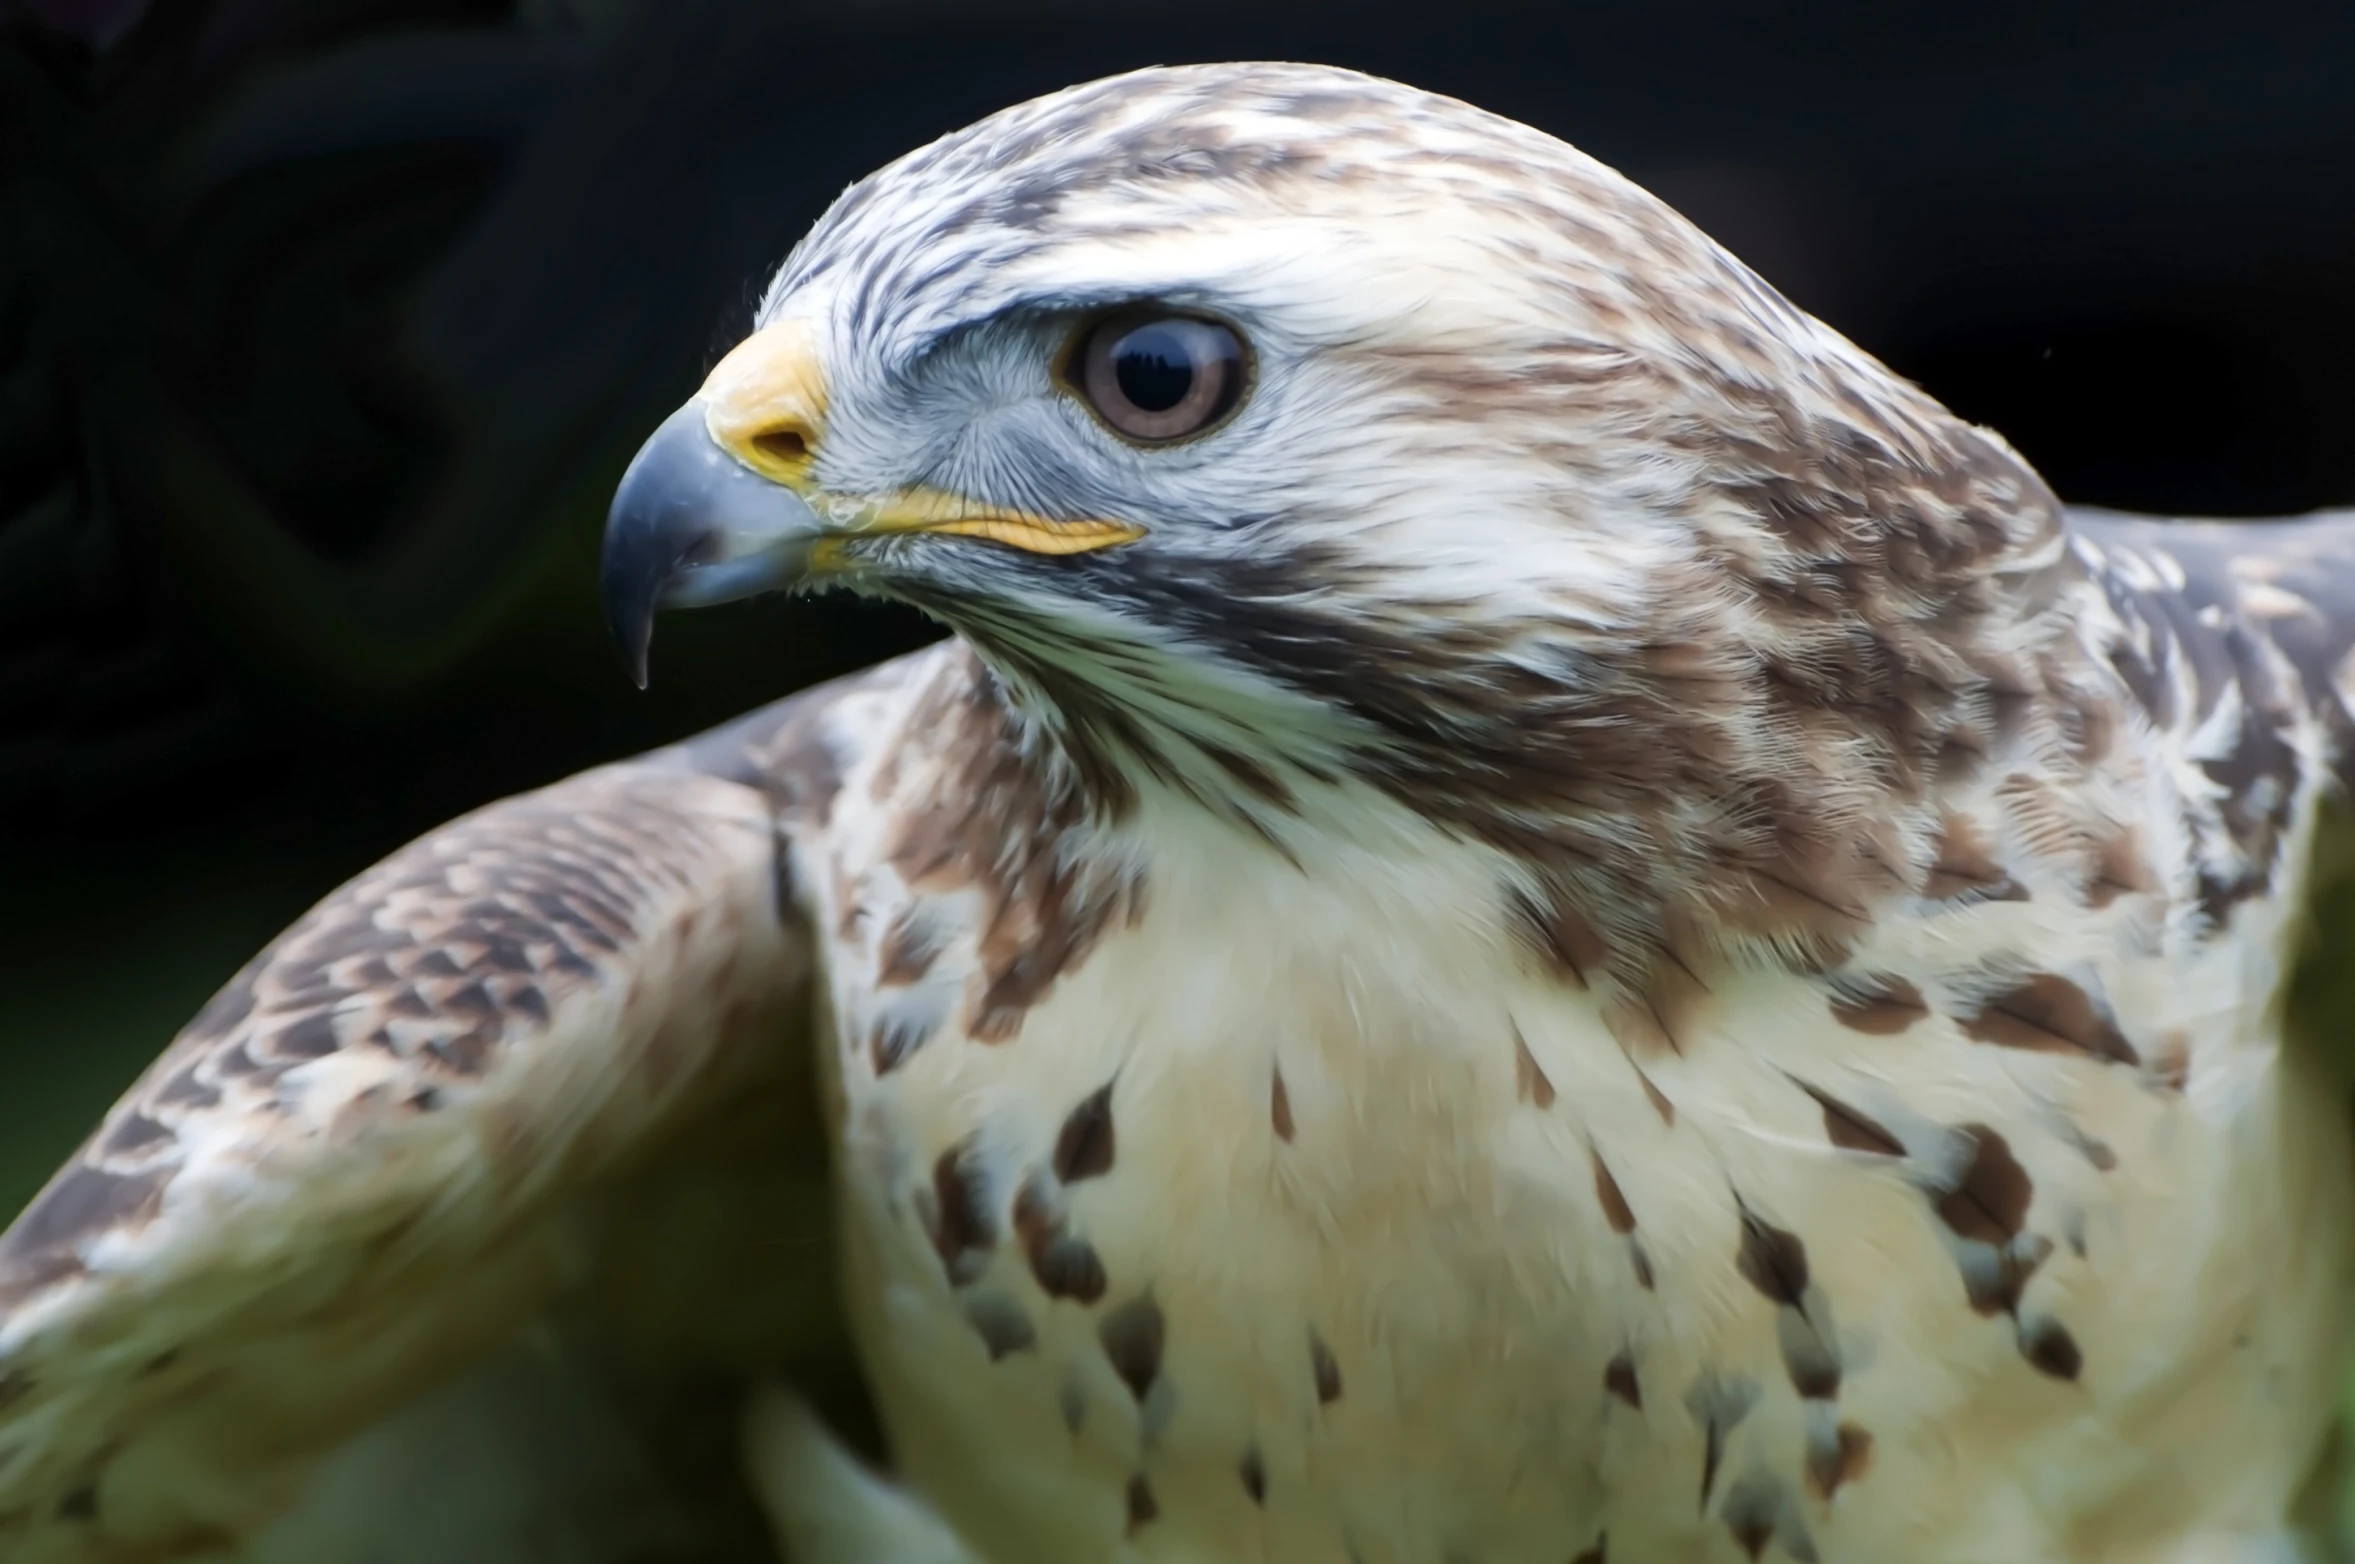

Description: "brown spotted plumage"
1051 1083 1117 1182
1308 1329 1343 1406
925 1144 995 1286
1124 1474 1158 1535
1793 1080 1906 1158
1805 1420 1874 1504
0 688 855 1562
1096 1298 1164 1404
9 57 2355 1564
1011 1179 1107 1304
1604 1351 1641 1411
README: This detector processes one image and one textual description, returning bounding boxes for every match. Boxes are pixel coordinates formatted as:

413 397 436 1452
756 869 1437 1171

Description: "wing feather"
0 669 878 1562
2067 506 2355 772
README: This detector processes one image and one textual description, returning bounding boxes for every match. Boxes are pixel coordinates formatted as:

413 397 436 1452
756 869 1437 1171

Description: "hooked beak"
601 319 1144 688
600 397 823 689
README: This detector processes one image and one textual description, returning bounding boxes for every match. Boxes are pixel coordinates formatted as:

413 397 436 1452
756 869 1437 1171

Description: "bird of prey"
7 59 2355 1564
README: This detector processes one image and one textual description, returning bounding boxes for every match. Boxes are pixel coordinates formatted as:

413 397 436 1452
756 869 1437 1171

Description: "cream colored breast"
807 780 2353 1564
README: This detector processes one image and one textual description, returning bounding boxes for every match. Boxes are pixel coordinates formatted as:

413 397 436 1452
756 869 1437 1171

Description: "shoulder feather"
0 660 903 1560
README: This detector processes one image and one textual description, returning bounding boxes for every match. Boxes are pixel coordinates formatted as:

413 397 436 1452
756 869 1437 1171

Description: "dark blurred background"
1 0 2352 1214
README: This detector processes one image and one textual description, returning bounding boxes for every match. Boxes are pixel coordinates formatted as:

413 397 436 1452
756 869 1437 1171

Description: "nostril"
753 427 810 465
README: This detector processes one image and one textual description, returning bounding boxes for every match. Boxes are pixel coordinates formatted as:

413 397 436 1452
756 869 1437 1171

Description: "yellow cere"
701 317 828 484
701 317 1144 559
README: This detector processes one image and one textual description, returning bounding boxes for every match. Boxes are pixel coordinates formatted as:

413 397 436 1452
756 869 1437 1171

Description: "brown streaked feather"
2067 507 2355 933
0 668 892 1562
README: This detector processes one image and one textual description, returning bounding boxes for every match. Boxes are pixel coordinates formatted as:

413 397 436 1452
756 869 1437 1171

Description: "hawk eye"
1072 313 1248 444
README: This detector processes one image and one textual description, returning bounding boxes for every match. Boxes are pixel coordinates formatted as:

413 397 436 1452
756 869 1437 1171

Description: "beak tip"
600 540 659 691
600 397 819 687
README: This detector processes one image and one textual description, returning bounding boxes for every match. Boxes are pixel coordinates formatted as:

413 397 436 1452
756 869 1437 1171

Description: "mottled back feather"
0 672 899 1562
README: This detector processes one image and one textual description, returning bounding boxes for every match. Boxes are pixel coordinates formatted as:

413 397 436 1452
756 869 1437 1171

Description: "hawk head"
605 61 2085 979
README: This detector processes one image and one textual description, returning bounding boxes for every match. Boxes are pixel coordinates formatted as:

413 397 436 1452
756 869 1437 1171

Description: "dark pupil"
1112 325 1195 412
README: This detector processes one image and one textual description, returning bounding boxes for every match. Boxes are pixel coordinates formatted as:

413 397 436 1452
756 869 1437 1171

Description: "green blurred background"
3 0 2355 1525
